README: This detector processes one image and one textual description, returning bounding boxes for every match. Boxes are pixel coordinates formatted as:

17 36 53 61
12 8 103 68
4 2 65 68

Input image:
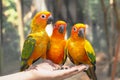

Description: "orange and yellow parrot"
20 11 53 71
66 23 97 80
46 20 67 65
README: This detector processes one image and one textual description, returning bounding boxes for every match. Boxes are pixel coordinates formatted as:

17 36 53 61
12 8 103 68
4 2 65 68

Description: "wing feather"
84 40 96 64
21 36 36 69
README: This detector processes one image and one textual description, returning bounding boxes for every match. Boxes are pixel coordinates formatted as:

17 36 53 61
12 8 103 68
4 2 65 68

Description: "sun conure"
66 23 97 80
20 11 53 71
46 20 67 65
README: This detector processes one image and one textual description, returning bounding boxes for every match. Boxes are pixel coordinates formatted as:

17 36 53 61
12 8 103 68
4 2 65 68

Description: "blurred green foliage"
2 0 20 75
3 0 18 25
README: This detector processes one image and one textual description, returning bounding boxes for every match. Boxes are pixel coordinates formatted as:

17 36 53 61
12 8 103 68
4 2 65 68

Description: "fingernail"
73 69 79 72
78 65 89 71
84 65 89 70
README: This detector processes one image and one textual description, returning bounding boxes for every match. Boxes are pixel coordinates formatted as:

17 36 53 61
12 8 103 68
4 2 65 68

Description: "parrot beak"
78 28 85 38
58 25 64 34
47 15 53 24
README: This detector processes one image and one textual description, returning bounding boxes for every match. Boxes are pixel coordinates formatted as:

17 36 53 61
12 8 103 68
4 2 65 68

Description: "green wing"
84 40 97 79
84 40 96 64
20 36 36 71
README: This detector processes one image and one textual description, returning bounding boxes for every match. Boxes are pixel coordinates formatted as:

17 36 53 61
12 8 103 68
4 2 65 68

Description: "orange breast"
47 50 64 64
47 40 65 64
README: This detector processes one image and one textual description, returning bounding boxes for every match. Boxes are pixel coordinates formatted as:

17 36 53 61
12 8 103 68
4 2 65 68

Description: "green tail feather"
85 66 97 80
20 64 29 71
20 61 29 71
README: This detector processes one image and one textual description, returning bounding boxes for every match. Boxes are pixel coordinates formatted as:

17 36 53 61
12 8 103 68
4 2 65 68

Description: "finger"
64 65 87 77
53 65 87 79
53 65 70 70
53 68 78 80
71 64 89 71
43 60 61 68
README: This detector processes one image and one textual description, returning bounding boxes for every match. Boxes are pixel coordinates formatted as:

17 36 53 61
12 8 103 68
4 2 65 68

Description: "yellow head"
31 11 53 31
71 23 86 39
52 20 67 39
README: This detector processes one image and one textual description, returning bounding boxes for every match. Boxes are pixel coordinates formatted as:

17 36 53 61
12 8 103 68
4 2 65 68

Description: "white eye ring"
40 14 46 19
73 27 77 32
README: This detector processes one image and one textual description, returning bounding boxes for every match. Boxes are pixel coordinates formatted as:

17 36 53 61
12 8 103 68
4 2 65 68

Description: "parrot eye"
73 27 77 32
41 14 46 19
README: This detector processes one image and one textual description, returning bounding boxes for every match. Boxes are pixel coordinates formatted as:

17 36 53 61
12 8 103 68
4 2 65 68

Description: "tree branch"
15 0 24 52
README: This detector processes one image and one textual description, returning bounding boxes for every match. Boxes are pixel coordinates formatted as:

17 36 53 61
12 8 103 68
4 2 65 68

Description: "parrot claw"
53 66 69 70
26 65 38 71
53 67 61 70
53 66 62 70
60 66 69 70
28 65 34 69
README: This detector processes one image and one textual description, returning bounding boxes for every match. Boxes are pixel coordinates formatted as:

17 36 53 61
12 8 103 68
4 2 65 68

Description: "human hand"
28 60 88 80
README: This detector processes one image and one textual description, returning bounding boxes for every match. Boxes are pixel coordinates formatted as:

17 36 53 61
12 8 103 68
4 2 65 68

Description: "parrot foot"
60 66 69 70
53 66 69 70
28 65 34 69
26 65 38 71
53 66 62 70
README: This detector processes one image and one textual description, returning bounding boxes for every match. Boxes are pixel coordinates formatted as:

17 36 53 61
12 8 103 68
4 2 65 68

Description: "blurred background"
0 0 120 80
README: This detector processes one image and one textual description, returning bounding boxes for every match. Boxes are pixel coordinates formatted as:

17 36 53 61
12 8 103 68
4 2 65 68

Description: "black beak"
47 15 53 24
58 25 64 34
78 28 85 38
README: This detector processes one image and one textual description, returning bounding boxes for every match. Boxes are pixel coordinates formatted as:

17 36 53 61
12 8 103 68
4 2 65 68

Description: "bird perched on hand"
20 11 53 71
46 20 67 65
66 23 97 80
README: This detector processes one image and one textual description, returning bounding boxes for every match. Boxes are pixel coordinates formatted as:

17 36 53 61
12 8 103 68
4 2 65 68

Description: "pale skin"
0 60 88 80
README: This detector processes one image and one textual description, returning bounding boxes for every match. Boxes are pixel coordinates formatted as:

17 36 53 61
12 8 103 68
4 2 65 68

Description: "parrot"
66 23 97 80
20 11 53 71
46 20 67 65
